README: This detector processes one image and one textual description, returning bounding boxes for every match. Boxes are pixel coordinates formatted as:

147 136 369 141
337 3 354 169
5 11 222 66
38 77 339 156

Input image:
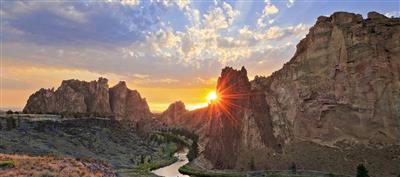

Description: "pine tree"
356 164 370 177
289 162 297 174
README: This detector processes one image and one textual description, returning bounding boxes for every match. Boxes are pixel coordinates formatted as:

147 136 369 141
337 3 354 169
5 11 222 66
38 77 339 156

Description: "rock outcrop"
24 78 111 115
165 12 400 176
254 11 400 147
160 101 188 125
23 78 151 121
201 67 283 169
109 81 151 121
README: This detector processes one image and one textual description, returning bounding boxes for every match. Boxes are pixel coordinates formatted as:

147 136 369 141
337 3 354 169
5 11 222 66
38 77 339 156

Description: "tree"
140 155 145 164
249 156 255 170
289 162 297 174
6 110 13 114
356 164 370 177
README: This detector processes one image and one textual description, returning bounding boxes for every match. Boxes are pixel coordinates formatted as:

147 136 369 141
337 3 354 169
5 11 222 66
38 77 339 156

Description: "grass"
179 164 245 177
0 160 15 168
179 163 343 177
116 143 179 177
0 153 114 176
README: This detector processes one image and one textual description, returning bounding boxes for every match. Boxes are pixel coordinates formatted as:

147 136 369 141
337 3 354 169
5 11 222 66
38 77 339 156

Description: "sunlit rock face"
24 78 152 122
160 101 188 125
185 11 400 176
109 81 152 121
24 78 112 115
254 11 400 147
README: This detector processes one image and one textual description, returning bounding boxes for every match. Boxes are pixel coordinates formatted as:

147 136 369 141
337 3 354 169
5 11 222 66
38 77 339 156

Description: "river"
151 148 190 177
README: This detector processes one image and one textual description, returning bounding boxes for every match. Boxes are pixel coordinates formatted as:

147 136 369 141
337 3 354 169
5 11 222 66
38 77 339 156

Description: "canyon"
161 11 400 177
10 11 400 177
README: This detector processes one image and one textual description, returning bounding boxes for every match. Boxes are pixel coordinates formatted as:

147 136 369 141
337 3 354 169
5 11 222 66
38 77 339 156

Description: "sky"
1 0 399 112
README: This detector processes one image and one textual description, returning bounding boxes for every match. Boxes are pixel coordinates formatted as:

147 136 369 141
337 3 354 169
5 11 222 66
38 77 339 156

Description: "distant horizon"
2 0 399 112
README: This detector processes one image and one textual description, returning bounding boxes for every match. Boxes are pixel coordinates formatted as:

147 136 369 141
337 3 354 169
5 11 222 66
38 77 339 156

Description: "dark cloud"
2 1 166 46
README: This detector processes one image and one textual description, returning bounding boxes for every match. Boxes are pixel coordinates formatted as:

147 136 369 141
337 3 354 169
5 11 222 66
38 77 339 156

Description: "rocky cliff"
252 11 400 148
109 81 151 121
23 78 151 121
160 101 188 125
166 11 400 176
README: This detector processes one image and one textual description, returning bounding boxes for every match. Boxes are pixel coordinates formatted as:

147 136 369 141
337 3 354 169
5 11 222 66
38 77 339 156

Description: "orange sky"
1 59 220 112
1 58 283 112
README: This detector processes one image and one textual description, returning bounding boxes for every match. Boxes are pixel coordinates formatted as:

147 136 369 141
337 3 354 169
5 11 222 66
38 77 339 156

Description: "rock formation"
23 78 151 121
24 78 111 115
253 11 400 147
160 101 188 125
109 81 151 121
163 12 400 176
201 67 282 169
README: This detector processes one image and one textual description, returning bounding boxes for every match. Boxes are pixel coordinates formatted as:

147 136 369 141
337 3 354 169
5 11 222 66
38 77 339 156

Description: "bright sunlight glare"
207 91 218 103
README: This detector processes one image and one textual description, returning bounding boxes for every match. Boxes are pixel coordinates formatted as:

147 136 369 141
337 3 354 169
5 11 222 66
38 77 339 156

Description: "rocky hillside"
162 11 400 177
0 116 165 169
252 11 400 147
23 78 151 121
0 153 116 177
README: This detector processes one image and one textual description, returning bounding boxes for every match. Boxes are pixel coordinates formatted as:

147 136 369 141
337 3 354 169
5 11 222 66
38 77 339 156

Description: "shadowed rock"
24 78 151 122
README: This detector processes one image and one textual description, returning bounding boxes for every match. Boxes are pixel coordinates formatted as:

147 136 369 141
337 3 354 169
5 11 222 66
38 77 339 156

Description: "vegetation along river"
151 147 190 177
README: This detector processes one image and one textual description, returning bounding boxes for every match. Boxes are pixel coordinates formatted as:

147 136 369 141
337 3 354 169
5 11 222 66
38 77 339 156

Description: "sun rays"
204 69 260 127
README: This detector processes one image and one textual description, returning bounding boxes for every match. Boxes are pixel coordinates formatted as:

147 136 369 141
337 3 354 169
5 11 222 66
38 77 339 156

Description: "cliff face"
109 81 151 121
168 12 400 176
23 78 151 121
197 67 282 169
24 78 111 115
160 101 188 125
253 11 400 147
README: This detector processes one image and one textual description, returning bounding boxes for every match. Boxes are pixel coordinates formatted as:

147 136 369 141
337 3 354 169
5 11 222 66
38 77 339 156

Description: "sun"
207 91 218 103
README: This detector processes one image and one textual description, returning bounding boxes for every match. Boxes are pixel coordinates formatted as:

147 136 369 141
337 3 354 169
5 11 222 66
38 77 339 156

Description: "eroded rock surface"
254 11 400 147
160 101 188 125
162 12 400 176
24 78 151 121
109 81 151 121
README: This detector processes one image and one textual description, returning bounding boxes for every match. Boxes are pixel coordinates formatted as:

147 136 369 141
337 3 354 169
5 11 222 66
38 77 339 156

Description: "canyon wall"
254 11 400 147
162 11 400 176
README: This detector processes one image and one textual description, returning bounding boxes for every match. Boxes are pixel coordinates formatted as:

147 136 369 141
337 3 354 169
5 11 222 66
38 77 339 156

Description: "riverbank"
116 143 179 177
151 148 190 177
179 163 352 177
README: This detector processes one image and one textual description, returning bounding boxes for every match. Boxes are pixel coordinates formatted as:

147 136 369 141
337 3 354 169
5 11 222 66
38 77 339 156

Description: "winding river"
151 148 190 177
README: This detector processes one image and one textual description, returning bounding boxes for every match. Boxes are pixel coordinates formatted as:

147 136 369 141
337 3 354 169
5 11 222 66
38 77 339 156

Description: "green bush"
0 160 15 168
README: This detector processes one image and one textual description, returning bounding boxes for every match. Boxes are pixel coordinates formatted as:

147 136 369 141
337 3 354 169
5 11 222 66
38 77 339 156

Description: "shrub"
6 110 13 114
356 164 370 177
0 160 15 168
249 156 255 170
289 162 297 174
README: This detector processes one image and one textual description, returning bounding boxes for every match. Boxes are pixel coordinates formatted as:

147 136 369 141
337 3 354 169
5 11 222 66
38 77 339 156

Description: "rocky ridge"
23 78 151 122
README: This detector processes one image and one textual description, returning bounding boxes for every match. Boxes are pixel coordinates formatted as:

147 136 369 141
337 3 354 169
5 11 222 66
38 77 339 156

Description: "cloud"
3 0 311 91
120 0 140 7
384 11 400 18
257 2 279 28
287 0 295 8
2 1 165 46
175 0 191 10
263 4 279 15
